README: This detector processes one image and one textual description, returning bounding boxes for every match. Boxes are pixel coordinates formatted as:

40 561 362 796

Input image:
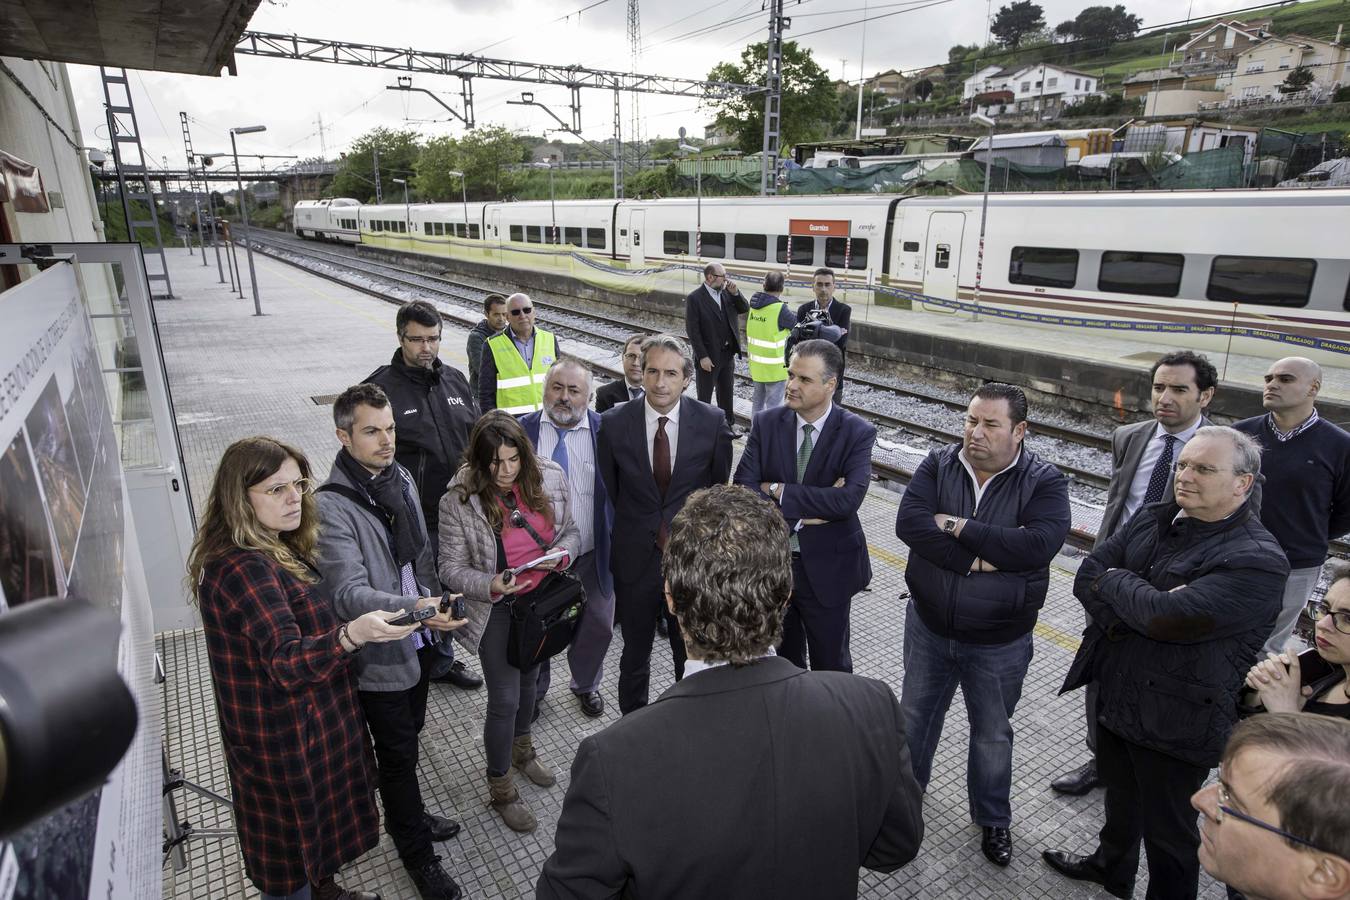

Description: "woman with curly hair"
188 436 418 900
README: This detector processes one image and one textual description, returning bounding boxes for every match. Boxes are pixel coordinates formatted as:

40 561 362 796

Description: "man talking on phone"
316 383 468 900
685 263 749 435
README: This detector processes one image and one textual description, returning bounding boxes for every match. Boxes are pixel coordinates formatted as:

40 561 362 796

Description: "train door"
628 210 645 267
922 211 965 301
489 209 501 244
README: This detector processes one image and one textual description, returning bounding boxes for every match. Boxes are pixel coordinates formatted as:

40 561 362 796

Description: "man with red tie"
597 334 733 714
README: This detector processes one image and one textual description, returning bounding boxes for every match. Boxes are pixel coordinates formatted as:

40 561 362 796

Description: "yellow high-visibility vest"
746 301 789 383
487 329 556 414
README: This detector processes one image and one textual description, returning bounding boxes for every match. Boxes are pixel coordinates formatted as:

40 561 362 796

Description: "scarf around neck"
333 449 421 567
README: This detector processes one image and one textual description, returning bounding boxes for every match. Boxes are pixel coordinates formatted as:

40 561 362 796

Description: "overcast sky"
67 0 1234 170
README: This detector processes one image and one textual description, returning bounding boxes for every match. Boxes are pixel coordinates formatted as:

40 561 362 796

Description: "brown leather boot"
511 734 556 787
487 772 536 833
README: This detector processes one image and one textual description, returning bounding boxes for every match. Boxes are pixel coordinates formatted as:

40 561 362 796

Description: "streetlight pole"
678 141 701 257
448 169 467 236
971 113 996 323
230 125 267 316
393 177 410 236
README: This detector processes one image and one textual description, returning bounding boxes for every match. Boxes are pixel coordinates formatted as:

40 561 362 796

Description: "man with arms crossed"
1051 350 1219 797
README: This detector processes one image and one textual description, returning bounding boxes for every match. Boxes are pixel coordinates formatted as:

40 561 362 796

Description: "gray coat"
437 458 580 656
316 461 439 692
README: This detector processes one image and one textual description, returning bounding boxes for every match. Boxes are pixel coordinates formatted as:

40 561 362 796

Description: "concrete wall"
1144 89 1228 116
0 58 105 248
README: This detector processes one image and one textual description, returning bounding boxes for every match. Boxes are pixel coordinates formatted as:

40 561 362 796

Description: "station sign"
788 219 850 237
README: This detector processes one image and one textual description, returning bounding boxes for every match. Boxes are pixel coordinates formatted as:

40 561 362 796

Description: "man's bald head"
1262 356 1322 422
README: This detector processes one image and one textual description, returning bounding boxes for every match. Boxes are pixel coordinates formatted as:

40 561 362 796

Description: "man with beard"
519 360 614 718
366 299 483 690
316 383 467 900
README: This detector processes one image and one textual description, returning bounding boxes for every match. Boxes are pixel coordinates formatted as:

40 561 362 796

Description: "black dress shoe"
422 811 461 841
313 877 379 900
1041 849 1132 899
981 826 1013 867
432 660 483 690
408 857 462 900
1050 760 1100 796
574 690 604 718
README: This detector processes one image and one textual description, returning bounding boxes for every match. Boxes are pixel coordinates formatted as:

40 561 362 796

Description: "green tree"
991 1 1045 49
1278 65 1315 95
1059 5 1142 51
330 128 422 202
703 41 835 154
456 125 529 199
413 135 463 201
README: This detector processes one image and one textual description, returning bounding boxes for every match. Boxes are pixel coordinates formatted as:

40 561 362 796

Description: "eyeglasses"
252 477 315 499
1308 600 1350 635
401 334 441 346
1173 460 1233 477
509 307 534 316
1215 783 1333 854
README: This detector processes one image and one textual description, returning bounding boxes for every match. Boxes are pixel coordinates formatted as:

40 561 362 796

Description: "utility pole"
760 0 787 195
373 143 383 203
628 0 642 176
855 0 868 140
316 113 327 159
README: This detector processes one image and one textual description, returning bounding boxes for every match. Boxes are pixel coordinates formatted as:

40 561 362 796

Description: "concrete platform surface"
155 250 1229 899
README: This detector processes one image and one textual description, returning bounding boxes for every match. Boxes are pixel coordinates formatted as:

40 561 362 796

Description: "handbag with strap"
500 492 587 669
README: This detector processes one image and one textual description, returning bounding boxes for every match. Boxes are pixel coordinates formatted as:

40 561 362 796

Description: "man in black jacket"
465 293 507 403
895 382 1070 868
537 485 924 899
366 299 483 690
594 332 646 413
684 262 748 433
792 268 852 402
1044 426 1289 900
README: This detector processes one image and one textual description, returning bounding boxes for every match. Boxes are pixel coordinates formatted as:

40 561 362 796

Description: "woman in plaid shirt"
188 437 420 900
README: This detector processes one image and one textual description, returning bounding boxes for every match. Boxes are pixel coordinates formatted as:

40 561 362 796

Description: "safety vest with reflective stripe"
746 301 789 383
487 329 556 414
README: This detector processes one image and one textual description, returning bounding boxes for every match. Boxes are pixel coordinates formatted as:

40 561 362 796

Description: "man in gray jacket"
316 383 467 900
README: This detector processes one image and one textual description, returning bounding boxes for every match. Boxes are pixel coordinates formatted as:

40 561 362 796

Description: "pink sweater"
498 488 564 594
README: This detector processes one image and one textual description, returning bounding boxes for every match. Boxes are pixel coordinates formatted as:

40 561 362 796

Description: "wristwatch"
943 517 959 535
769 483 781 500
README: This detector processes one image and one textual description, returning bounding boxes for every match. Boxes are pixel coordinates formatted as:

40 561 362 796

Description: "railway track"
247 232 1112 490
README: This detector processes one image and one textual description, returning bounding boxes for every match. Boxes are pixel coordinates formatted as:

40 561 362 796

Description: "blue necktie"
551 423 571 475
1143 434 1178 505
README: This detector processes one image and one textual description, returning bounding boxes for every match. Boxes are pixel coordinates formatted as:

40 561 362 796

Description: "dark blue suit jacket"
598 395 733 588
519 409 613 598
734 404 875 604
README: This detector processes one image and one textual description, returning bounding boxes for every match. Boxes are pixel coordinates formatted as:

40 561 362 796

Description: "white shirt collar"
957 447 1022 485
684 647 777 678
645 398 681 427
796 402 833 433
1153 417 1203 443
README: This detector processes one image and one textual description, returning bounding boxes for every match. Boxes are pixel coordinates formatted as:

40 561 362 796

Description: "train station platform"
154 249 1230 899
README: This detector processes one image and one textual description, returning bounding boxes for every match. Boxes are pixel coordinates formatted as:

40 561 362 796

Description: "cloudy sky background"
68 0 1234 169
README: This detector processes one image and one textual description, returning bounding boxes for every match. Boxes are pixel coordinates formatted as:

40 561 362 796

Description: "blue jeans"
260 886 311 900
751 380 786 418
426 633 456 678
899 600 1033 828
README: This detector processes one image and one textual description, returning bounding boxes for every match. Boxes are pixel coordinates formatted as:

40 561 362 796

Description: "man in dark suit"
594 333 646 414
1050 350 1217 798
792 267 852 402
684 262 748 433
519 360 614 718
597 334 733 714
536 485 925 899
734 339 874 672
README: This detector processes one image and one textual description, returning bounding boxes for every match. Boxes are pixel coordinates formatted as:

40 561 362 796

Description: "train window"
903 241 920 253
564 227 583 246
510 225 524 242
1009 246 1078 288
734 234 768 262
702 232 727 258
934 244 951 269
826 237 868 270
469 224 481 240
586 228 605 249
664 231 690 255
776 236 814 265
458 224 469 237
399 221 408 233
1207 256 1315 308
425 223 434 236
1098 251 1184 298
526 226 542 243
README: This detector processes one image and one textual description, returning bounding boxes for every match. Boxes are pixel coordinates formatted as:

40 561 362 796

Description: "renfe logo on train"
789 219 850 237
